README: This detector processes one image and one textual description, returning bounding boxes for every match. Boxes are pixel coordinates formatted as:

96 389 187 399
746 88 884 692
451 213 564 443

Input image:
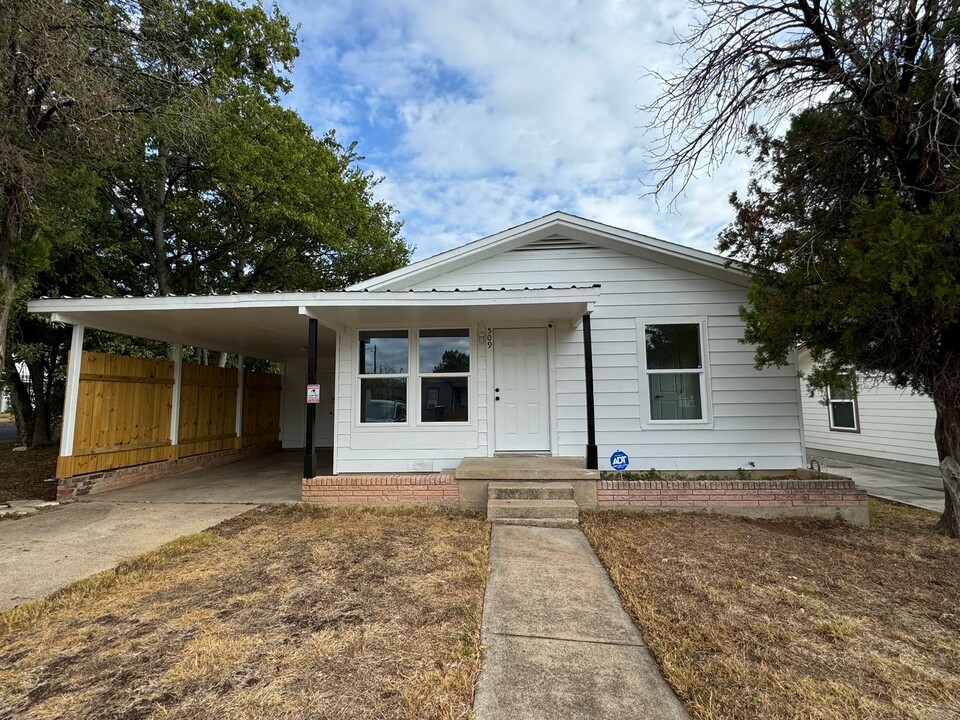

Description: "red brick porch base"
597 478 869 524
57 441 282 501
302 472 458 504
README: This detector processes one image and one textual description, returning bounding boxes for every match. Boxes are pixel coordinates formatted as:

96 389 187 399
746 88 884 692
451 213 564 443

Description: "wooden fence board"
243 370 282 447
58 352 282 477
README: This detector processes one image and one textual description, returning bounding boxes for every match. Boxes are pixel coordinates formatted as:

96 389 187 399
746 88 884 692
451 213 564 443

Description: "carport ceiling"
28 287 599 362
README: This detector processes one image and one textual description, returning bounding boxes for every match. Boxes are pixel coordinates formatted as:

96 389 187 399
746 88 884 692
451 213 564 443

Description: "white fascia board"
29 285 599 315
31 291 331 315
34 287 599 324
302 287 599 327
349 211 749 291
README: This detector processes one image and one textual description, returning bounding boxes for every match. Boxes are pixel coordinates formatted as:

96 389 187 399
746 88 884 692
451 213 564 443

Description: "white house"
798 347 939 473
31 212 807 478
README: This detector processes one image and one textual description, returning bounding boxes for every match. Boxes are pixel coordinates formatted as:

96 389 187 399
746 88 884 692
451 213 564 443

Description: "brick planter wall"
57 441 281 500
596 478 869 525
302 473 458 504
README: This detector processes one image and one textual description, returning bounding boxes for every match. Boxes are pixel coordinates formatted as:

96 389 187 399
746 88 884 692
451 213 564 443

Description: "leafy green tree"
0 0 235 380
433 350 470 374
649 0 960 534
100 0 299 297
166 94 408 295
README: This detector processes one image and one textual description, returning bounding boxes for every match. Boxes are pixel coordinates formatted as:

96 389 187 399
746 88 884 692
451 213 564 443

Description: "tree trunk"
5 360 33 446
218 352 229 368
26 359 53 447
151 140 173 297
0 183 23 381
939 458 960 538
932 362 960 536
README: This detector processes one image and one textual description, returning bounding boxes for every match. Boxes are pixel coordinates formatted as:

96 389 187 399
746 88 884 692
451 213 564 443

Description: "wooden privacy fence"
57 352 282 478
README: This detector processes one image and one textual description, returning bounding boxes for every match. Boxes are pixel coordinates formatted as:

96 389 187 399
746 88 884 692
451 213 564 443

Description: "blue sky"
279 0 750 261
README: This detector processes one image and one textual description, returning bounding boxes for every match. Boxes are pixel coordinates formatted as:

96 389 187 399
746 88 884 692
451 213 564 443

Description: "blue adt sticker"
610 450 629 472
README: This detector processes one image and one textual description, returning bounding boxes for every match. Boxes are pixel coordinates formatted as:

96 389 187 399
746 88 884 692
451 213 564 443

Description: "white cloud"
278 0 749 259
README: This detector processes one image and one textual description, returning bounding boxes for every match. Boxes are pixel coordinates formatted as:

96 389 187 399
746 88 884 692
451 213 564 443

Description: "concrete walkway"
474 525 689 719
816 458 945 512
0 501 247 610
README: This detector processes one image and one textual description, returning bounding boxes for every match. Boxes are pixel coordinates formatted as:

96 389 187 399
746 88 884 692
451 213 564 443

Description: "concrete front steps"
486 481 580 527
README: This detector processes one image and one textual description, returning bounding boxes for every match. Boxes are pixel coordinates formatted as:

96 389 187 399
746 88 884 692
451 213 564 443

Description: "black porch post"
303 318 318 479
583 313 598 470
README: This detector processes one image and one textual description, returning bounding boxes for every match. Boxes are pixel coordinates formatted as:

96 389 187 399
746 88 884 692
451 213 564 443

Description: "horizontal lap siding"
798 356 938 467
405 245 804 472
333 322 486 473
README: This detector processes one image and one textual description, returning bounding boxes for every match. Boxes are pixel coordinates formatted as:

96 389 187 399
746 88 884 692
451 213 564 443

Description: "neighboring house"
798 347 939 474
30 212 807 476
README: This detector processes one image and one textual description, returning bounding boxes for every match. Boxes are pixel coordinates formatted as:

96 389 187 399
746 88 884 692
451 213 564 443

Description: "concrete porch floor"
85 449 332 504
455 456 600 481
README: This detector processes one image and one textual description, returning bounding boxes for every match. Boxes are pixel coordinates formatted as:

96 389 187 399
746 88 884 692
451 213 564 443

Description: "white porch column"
235 355 245 447
58 324 85 461
169 344 183 458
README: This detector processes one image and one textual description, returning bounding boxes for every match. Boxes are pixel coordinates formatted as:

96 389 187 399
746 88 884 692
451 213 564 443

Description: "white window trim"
353 324 475 430
637 317 713 428
357 328 411 426
417 328 472 427
827 373 859 432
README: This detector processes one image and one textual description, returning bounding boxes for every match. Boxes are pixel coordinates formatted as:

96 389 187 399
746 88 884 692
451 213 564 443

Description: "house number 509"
486 329 493 348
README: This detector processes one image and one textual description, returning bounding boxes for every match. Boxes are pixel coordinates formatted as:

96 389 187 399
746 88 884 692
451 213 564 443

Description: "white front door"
494 328 550 452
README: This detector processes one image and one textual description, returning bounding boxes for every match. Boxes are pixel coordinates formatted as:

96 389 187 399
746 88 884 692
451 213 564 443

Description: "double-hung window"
642 322 707 422
827 373 859 431
358 330 408 423
418 329 470 423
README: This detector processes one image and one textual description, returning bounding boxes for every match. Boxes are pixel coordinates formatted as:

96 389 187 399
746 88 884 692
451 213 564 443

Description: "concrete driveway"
91 450 309 505
0 501 247 610
0 450 322 610
816 457 945 512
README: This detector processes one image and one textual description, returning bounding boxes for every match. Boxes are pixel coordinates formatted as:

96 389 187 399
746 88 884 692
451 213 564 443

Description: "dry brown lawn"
0 505 489 720
583 500 960 720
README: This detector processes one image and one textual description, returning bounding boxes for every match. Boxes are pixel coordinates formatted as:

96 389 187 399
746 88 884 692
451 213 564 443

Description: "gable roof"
349 211 750 291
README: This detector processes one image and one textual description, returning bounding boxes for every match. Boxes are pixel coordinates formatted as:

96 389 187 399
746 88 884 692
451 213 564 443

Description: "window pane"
360 378 407 423
421 377 469 422
645 324 701 369
830 401 856 429
359 330 408 375
829 374 856 400
419 329 470 373
649 374 703 420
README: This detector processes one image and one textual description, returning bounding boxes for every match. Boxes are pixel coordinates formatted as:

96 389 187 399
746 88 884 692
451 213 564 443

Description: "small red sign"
306 384 320 404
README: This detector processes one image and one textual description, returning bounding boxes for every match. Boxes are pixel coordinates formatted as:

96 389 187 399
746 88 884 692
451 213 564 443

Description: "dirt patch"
0 441 57 503
0 505 489 719
582 500 960 720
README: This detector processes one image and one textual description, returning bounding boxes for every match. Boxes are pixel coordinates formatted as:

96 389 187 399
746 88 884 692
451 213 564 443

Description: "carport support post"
58 324 85 475
169 344 183 459
582 314 598 470
235 355 245 448
303 319 318 479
